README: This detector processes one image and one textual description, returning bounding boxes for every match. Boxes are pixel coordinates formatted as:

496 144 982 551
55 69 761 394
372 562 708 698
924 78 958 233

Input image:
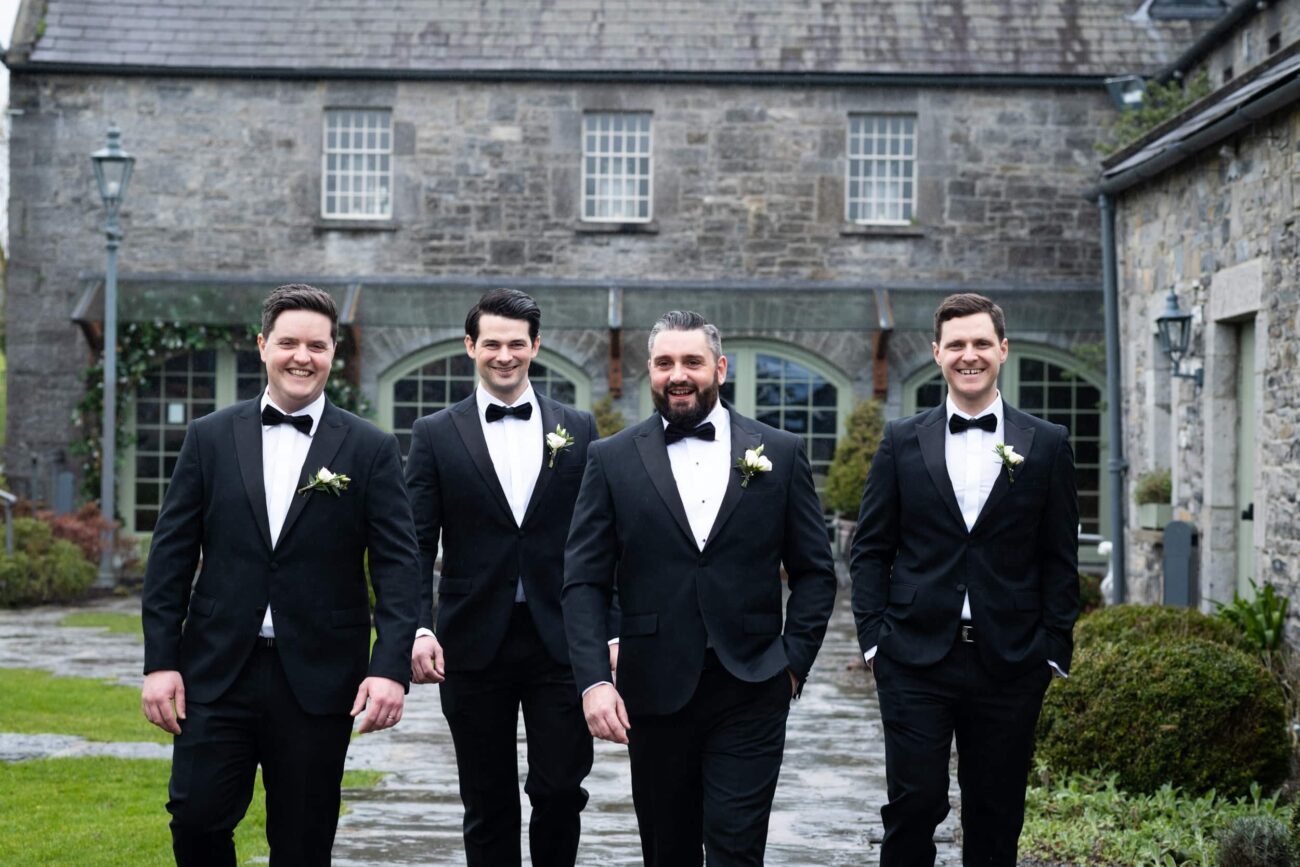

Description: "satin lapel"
917 406 967 532
972 408 1035 534
704 410 760 549
233 400 273 552
449 398 515 523
520 396 559 528
277 403 349 550
633 417 696 547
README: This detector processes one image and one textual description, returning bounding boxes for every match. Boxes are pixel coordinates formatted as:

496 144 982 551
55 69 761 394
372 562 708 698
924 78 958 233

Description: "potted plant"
823 399 885 558
1134 468 1173 530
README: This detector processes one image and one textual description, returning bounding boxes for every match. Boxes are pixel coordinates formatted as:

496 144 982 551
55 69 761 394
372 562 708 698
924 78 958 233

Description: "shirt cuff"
608 637 620 646
415 627 435 639
581 680 612 696
1048 659 1067 678
864 646 877 665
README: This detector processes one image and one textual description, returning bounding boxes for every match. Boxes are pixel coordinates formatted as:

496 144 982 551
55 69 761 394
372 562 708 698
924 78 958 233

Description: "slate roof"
9 0 1215 78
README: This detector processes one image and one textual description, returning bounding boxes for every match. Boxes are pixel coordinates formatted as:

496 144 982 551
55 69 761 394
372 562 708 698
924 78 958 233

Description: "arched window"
903 346 1107 556
378 342 591 456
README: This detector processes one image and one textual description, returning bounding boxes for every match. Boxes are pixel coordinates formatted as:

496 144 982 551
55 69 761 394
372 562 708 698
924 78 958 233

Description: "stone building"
2 0 1216 553
1098 0 1300 608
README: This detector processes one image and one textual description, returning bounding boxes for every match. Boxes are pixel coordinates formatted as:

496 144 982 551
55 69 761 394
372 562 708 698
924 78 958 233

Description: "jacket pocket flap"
620 613 658 637
1014 591 1041 611
330 606 371 627
742 612 783 635
188 592 215 617
888 584 917 604
437 577 471 595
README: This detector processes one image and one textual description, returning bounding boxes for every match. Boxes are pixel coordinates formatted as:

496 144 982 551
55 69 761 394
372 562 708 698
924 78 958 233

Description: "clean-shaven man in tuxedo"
851 293 1079 866
405 288 604 867
141 283 419 865
563 310 837 867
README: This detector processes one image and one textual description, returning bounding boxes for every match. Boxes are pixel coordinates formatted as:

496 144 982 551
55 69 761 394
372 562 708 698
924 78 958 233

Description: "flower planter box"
1137 503 1173 530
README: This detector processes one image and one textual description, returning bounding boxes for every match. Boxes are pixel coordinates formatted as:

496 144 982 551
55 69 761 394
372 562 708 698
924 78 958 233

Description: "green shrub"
0 518 97 606
1079 572 1104 616
1217 815 1297 867
1217 580 1290 657
823 399 885 515
1036 638 1289 798
1134 468 1173 505
1075 603 1252 655
592 394 627 439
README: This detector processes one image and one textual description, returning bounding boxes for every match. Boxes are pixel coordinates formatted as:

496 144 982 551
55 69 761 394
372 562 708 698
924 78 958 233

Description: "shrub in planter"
0 517 97 606
1036 637 1289 798
823 399 885 515
1075 603 1252 655
1134 468 1173 506
1217 815 1297 867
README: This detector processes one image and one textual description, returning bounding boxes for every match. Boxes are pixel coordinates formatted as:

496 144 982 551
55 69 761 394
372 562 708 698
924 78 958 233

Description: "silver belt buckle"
959 624 975 644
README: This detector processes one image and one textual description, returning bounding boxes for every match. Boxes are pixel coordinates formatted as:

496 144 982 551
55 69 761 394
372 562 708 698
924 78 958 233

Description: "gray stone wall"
1185 2 1300 88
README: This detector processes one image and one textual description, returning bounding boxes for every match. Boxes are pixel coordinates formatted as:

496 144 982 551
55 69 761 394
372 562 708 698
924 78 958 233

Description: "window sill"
840 223 927 238
574 220 660 235
313 219 400 233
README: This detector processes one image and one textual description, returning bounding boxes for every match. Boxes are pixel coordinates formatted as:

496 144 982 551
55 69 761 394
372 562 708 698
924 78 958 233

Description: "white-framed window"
582 112 652 223
322 109 393 220
378 342 592 457
847 114 916 225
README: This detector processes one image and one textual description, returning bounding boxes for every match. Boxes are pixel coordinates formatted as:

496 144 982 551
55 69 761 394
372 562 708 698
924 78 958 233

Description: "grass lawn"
0 668 168 743
59 610 144 640
0 758 381 866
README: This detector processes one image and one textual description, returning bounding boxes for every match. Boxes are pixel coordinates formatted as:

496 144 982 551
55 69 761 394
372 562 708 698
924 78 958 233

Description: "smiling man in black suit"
141 283 419 866
563 310 837 867
404 288 604 867
851 292 1079 867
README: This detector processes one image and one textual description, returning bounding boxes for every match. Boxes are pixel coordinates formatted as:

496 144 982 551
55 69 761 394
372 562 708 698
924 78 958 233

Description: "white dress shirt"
665 401 732 551
258 389 325 638
476 385 543 603
945 393 1005 621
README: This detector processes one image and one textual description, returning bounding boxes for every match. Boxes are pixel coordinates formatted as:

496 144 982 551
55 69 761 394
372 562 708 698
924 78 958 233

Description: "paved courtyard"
0 593 964 865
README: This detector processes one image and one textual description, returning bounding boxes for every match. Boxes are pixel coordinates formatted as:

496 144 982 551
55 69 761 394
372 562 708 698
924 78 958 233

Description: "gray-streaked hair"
647 311 723 361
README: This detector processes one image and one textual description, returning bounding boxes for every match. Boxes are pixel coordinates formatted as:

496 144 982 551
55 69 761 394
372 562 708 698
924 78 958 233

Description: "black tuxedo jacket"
850 402 1079 680
142 398 420 716
563 407 837 717
404 392 604 671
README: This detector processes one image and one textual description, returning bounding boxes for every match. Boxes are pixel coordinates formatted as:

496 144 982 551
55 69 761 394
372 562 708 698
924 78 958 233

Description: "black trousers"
626 652 791 867
166 641 354 867
873 639 1052 867
439 603 593 867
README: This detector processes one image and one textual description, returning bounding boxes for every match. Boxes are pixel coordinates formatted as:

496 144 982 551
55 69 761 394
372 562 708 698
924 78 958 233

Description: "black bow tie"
261 405 314 436
485 402 533 423
664 421 716 445
948 413 997 435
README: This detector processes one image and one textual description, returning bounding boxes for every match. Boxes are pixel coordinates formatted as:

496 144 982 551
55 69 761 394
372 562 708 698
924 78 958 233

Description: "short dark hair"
647 310 723 360
933 293 1006 344
261 283 339 342
465 288 541 343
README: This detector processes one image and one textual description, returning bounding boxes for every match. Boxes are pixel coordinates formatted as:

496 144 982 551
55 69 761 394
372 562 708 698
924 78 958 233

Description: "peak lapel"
449 398 515 523
277 403 349 550
521 397 559 527
971 408 1035 534
704 410 759 548
916 406 968 532
634 418 696 547
234 400 273 551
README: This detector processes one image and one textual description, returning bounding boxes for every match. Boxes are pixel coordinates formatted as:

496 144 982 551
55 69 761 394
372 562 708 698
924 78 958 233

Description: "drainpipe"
1099 193 1128 604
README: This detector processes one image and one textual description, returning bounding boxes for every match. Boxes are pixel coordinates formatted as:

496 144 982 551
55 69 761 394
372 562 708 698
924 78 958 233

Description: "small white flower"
298 467 350 497
736 444 774 488
993 443 1024 484
316 468 336 483
546 425 576 468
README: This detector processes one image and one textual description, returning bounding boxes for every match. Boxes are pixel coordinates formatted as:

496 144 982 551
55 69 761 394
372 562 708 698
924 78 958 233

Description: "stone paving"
0 594 964 865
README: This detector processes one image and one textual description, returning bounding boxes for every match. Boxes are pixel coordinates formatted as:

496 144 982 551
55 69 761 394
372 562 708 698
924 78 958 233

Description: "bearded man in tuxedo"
851 292 1079 866
563 310 837 867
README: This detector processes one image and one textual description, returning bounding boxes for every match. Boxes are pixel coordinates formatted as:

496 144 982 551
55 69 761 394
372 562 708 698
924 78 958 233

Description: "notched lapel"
234 402 273 551
972 413 1036 534
705 412 759 548
917 408 966 531
449 400 515 523
634 421 696 547
278 407 349 549
521 397 560 527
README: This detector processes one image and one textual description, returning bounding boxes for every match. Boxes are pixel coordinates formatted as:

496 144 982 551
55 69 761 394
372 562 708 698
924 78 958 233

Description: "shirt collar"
261 389 325 435
945 392 1003 430
476 383 538 417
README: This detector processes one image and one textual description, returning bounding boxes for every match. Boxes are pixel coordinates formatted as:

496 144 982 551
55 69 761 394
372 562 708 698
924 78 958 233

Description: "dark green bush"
0 517 97 606
1217 815 1297 867
1078 572 1103 616
1036 638 1289 798
823 399 885 514
1075 603 1252 655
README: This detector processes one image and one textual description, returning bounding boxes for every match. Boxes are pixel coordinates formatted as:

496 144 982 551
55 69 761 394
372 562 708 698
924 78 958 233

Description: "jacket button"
956 583 966 592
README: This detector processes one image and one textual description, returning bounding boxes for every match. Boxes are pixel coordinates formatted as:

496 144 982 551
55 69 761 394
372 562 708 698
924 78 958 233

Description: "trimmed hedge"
1074 603 1252 655
1035 637 1289 798
0 518 97 606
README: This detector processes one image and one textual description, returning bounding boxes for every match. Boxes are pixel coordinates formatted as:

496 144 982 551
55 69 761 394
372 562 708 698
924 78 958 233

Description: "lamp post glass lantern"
91 124 135 587
1155 287 1203 387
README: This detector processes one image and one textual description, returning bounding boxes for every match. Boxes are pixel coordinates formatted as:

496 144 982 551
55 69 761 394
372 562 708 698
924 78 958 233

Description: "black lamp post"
90 124 135 587
1155 287 1203 388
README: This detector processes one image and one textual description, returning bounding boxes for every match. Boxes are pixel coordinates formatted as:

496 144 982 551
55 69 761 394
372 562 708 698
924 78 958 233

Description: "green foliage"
326 356 372 418
1075 603 1253 655
1135 468 1173 506
1078 571 1104 616
1099 71 1213 155
0 668 168 743
1036 638 1289 798
1217 579 1290 657
0 517 97 606
59 611 144 640
1020 768 1294 867
592 393 627 438
1071 339 1107 376
1216 815 1298 867
823 399 885 515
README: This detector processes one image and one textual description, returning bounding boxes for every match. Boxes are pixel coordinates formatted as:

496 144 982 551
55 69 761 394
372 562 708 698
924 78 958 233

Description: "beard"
652 379 720 429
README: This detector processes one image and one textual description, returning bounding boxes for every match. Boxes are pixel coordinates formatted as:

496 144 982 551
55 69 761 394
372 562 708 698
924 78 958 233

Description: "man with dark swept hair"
853 292 1079 866
563 310 836 866
407 287 604 866
142 283 419 865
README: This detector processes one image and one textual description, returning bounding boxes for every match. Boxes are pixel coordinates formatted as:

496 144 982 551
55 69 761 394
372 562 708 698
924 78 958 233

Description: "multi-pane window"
582 112 652 222
322 109 392 220
847 114 916 224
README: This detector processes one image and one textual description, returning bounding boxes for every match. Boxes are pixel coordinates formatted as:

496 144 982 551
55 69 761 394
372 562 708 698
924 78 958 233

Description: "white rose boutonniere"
298 467 350 497
993 443 1025 484
546 425 575 468
735 443 774 488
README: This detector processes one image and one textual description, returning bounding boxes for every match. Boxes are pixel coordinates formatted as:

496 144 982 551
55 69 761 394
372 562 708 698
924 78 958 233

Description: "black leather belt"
959 624 975 644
